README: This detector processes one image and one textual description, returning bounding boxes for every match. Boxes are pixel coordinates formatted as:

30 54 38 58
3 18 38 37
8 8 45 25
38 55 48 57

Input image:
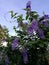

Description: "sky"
0 0 49 36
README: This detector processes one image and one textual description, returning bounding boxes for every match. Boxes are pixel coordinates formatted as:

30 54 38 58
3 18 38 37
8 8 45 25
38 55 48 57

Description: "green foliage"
9 11 18 19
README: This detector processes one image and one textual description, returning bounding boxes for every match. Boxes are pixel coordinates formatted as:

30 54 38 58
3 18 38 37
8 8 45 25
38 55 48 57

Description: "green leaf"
22 8 27 11
9 11 18 18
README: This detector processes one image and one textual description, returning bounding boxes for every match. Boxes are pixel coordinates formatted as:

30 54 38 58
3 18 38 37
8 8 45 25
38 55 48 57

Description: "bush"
0 1 49 65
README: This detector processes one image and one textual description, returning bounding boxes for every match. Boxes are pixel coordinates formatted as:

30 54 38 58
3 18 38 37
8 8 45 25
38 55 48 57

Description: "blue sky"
0 0 49 36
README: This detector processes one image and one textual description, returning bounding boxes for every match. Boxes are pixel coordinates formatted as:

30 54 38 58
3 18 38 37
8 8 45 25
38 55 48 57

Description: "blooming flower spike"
22 47 28 64
26 1 31 12
27 19 38 34
5 55 9 65
40 20 49 27
38 28 45 39
11 38 18 50
19 46 28 64
43 15 49 19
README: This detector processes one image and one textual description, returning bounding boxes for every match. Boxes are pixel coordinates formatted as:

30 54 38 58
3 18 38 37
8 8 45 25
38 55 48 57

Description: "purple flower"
26 1 31 12
31 19 38 30
27 26 33 34
27 19 38 34
26 1 31 8
40 20 49 27
42 15 49 19
5 55 9 65
38 28 45 39
11 38 18 50
22 47 28 64
19 46 28 64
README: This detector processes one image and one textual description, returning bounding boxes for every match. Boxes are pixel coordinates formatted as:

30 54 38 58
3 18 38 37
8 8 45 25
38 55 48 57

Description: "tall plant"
0 1 49 65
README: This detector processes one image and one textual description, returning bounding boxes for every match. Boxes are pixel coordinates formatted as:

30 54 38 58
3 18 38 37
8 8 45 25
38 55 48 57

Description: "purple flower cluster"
5 55 9 65
27 19 38 34
26 1 31 13
11 38 18 50
40 20 49 27
42 15 49 19
26 1 31 9
11 37 28 64
38 28 45 39
27 19 45 39
21 47 28 64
